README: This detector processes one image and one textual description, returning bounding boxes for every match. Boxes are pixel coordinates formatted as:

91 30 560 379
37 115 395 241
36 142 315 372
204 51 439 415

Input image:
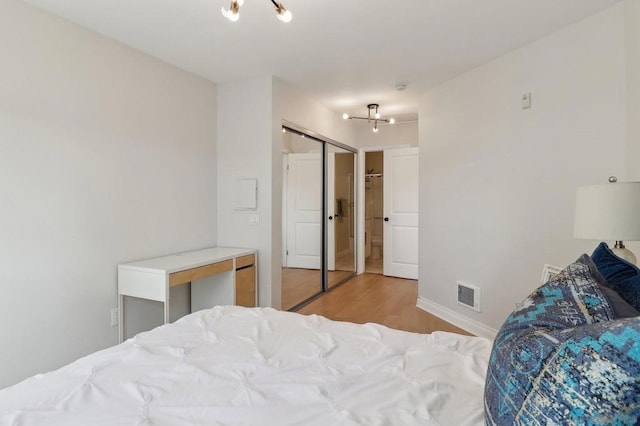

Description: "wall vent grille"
457 281 481 312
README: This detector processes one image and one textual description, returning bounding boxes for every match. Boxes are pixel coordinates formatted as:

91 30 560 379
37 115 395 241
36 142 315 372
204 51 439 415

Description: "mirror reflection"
281 131 322 310
281 126 357 310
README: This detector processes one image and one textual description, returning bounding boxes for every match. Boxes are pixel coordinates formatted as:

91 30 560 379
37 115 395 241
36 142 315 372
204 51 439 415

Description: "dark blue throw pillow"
592 242 640 311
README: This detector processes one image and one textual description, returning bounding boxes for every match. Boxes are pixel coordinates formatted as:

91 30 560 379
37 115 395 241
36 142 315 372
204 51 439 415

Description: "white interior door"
286 153 321 269
327 152 336 271
383 147 419 279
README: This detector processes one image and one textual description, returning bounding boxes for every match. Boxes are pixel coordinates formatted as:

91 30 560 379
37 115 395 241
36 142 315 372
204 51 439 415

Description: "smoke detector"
394 82 408 92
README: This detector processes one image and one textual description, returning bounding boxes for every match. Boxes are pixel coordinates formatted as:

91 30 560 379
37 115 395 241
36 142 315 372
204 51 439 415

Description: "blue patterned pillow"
592 242 640 311
484 258 640 425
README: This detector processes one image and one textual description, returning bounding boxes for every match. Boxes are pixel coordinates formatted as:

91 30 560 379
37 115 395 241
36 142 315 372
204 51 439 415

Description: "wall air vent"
457 281 481 312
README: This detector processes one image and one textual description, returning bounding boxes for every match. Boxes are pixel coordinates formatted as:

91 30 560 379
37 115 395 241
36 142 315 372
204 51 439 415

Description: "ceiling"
24 0 620 121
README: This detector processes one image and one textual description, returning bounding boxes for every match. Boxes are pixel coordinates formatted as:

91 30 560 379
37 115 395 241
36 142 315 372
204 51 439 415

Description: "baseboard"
416 297 498 340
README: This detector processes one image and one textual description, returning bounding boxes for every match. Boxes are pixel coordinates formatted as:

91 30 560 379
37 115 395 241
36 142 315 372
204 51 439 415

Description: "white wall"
354 121 418 149
215 77 358 311
0 0 217 387
418 4 626 331
624 0 640 256
625 0 640 181
216 77 274 306
272 78 356 148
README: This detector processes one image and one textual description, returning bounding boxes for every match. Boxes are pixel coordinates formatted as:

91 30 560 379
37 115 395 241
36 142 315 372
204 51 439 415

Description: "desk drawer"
236 254 256 269
236 265 256 307
169 259 233 287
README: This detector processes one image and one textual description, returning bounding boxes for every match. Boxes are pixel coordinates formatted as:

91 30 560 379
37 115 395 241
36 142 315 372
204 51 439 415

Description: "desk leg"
118 294 124 344
164 301 170 324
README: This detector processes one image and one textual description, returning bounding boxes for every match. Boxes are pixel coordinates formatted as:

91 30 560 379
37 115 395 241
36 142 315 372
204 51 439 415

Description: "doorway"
359 147 419 279
281 124 357 310
364 151 384 274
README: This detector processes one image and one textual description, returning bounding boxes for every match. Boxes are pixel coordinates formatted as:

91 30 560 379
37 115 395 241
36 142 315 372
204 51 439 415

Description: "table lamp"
574 177 640 264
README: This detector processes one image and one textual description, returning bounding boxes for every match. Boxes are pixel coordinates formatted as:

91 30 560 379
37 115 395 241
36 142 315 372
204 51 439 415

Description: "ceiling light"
342 104 395 132
274 1 292 22
222 0 292 23
221 0 241 21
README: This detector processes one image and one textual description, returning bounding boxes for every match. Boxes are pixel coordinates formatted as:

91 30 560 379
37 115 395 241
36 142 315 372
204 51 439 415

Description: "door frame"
356 145 412 275
327 152 336 271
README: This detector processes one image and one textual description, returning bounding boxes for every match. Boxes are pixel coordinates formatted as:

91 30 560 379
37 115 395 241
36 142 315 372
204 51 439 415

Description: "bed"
0 306 492 425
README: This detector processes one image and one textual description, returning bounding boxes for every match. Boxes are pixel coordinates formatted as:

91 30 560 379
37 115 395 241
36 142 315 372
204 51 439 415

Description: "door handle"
328 216 333 220
384 217 389 222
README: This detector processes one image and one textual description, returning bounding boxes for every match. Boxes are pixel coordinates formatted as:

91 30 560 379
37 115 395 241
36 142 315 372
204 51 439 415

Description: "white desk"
118 247 257 342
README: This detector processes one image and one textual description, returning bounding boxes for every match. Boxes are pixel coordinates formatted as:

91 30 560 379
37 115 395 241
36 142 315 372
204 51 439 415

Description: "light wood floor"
365 256 383 274
281 268 354 310
282 251 356 310
297 273 471 335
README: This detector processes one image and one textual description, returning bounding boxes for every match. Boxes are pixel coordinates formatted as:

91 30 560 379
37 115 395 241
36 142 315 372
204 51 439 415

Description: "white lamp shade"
574 182 640 241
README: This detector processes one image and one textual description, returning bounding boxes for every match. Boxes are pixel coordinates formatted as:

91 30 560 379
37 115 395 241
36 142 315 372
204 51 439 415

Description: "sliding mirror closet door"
327 145 356 288
281 131 323 310
282 123 358 309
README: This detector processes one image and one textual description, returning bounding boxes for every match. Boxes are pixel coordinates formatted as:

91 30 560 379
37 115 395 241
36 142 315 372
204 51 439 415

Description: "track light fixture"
342 104 395 133
221 0 241 21
273 1 292 22
221 0 292 23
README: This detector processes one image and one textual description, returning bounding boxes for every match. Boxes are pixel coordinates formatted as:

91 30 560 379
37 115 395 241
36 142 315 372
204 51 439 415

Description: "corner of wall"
418 4 626 331
216 76 274 308
625 0 640 181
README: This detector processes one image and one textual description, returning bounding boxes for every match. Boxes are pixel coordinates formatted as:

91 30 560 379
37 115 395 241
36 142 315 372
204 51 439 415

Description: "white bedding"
0 306 491 425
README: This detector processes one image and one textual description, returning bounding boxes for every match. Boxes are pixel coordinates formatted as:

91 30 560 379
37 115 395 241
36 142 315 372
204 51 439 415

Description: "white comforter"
0 306 491 425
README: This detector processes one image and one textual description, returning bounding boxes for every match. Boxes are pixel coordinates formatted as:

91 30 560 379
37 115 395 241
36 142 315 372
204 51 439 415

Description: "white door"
383 147 419 279
327 152 336 271
286 153 322 269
